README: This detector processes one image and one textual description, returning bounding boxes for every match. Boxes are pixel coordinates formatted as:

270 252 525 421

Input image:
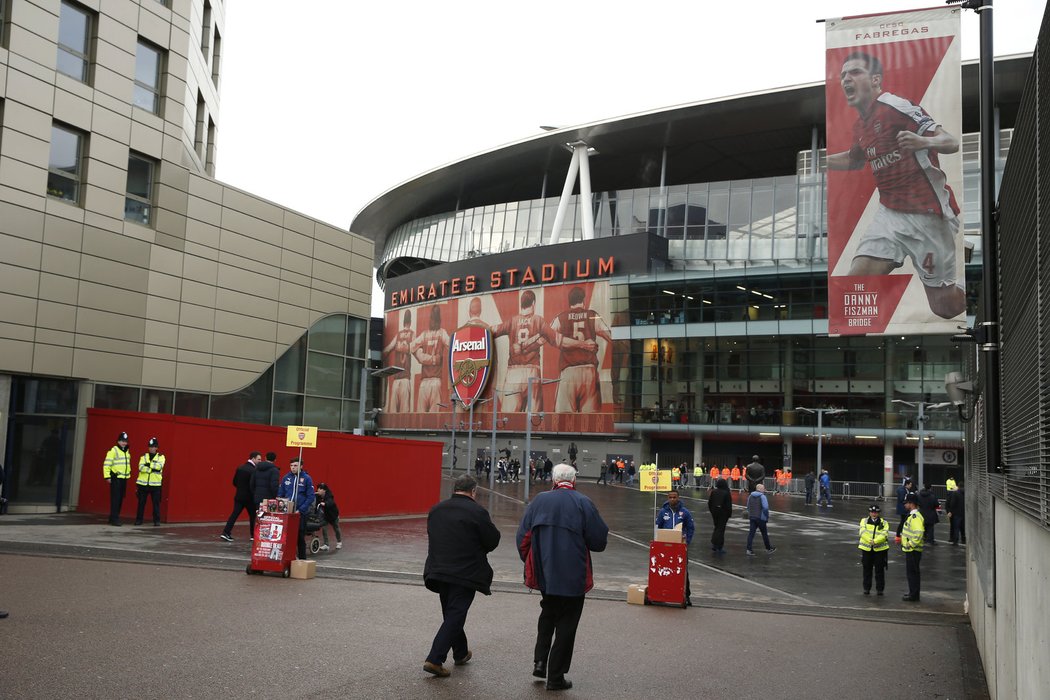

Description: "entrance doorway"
5 378 79 511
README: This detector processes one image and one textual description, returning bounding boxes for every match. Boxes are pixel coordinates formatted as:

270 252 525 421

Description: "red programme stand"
645 541 688 608
246 508 300 578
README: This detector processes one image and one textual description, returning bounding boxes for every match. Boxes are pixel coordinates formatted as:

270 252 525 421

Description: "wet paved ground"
0 474 985 698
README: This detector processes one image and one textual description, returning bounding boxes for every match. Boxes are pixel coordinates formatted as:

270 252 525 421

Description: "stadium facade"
0 0 374 512
353 55 1031 492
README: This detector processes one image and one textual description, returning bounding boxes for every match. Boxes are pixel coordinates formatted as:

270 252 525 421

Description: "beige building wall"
0 0 371 396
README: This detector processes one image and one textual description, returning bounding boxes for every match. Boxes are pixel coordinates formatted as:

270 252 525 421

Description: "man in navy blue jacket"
517 464 608 692
656 489 695 604
277 458 314 560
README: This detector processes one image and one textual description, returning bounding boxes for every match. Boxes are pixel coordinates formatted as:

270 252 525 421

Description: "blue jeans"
747 518 771 551
819 486 831 505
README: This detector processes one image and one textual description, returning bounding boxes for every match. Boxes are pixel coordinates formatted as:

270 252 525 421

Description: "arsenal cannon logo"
448 324 493 409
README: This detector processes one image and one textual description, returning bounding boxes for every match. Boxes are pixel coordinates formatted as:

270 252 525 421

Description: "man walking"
221 451 260 542
133 437 165 526
894 478 915 542
818 469 833 507
596 461 608 485
656 489 695 604
103 432 133 526
745 484 777 555
517 464 608 692
707 478 733 554
901 493 926 601
946 479 966 545
422 475 500 678
858 505 890 595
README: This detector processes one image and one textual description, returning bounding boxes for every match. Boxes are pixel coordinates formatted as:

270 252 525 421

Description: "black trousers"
223 498 256 537
426 581 476 665
135 485 162 524
109 478 128 523
534 594 585 681
896 513 908 537
710 515 730 550
861 549 888 592
905 550 922 597
949 514 966 543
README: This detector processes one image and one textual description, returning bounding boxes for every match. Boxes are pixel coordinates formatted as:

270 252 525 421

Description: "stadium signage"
448 324 493 409
386 232 667 310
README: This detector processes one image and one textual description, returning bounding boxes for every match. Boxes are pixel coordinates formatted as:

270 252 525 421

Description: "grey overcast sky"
215 1 1045 314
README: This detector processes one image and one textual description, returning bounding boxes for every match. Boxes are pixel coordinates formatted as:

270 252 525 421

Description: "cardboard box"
627 584 647 605
290 559 316 580
655 528 684 543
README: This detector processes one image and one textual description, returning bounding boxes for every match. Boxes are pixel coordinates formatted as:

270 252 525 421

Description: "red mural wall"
78 409 442 523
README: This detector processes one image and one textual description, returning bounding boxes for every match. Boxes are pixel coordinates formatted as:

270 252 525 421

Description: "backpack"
747 491 764 520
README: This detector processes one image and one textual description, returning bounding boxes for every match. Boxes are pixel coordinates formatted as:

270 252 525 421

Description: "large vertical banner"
825 7 963 336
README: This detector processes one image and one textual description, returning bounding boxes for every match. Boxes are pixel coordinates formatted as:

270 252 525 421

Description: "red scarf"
553 481 576 491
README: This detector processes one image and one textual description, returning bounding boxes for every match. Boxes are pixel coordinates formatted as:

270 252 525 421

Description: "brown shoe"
453 650 472 666
423 661 450 677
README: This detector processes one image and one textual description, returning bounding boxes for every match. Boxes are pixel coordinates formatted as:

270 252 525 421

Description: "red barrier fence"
79 409 442 523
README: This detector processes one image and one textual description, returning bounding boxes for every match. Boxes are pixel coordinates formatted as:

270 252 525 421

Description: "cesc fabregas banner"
825 7 964 336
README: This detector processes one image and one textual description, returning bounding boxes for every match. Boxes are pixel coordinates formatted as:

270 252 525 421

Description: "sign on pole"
285 425 318 449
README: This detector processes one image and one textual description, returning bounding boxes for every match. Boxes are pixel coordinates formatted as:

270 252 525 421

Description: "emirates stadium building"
352 56 1030 492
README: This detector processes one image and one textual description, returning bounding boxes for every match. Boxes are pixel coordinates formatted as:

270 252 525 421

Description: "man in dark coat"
517 464 608 692
745 455 765 493
916 483 940 545
945 480 966 545
249 452 279 513
422 475 500 678
220 451 260 542
804 471 816 505
707 478 733 553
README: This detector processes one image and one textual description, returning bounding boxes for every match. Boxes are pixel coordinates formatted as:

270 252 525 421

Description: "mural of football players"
411 305 449 413
551 286 612 413
491 290 551 413
381 308 413 413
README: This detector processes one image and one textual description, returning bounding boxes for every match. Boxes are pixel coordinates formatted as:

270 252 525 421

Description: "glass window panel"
344 358 363 399
14 378 79 414
209 368 273 424
306 351 343 397
304 396 341 431
140 388 174 414
272 392 303 427
275 334 306 392
174 392 208 417
125 153 155 225
345 317 367 358
133 41 162 113
48 124 83 202
57 2 90 82
93 384 139 411
310 314 345 354
341 399 361 433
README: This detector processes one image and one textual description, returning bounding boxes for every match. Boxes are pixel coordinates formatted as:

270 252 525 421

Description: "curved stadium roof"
351 55 1031 279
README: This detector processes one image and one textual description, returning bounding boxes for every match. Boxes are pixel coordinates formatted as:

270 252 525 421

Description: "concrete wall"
0 0 372 395
967 499 1050 699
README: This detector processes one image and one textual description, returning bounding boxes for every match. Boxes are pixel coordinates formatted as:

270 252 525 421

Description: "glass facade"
379 130 1010 277
93 314 371 432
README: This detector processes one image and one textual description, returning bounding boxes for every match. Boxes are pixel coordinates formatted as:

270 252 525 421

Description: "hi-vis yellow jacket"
858 517 890 552
103 446 132 480
136 452 165 487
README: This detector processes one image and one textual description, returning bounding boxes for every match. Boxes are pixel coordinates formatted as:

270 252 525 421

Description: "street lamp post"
524 376 560 504
488 394 509 490
466 398 491 486
892 400 952 488
794 407 848 487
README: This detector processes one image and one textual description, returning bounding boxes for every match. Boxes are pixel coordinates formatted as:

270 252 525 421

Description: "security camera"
944 371 973 406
